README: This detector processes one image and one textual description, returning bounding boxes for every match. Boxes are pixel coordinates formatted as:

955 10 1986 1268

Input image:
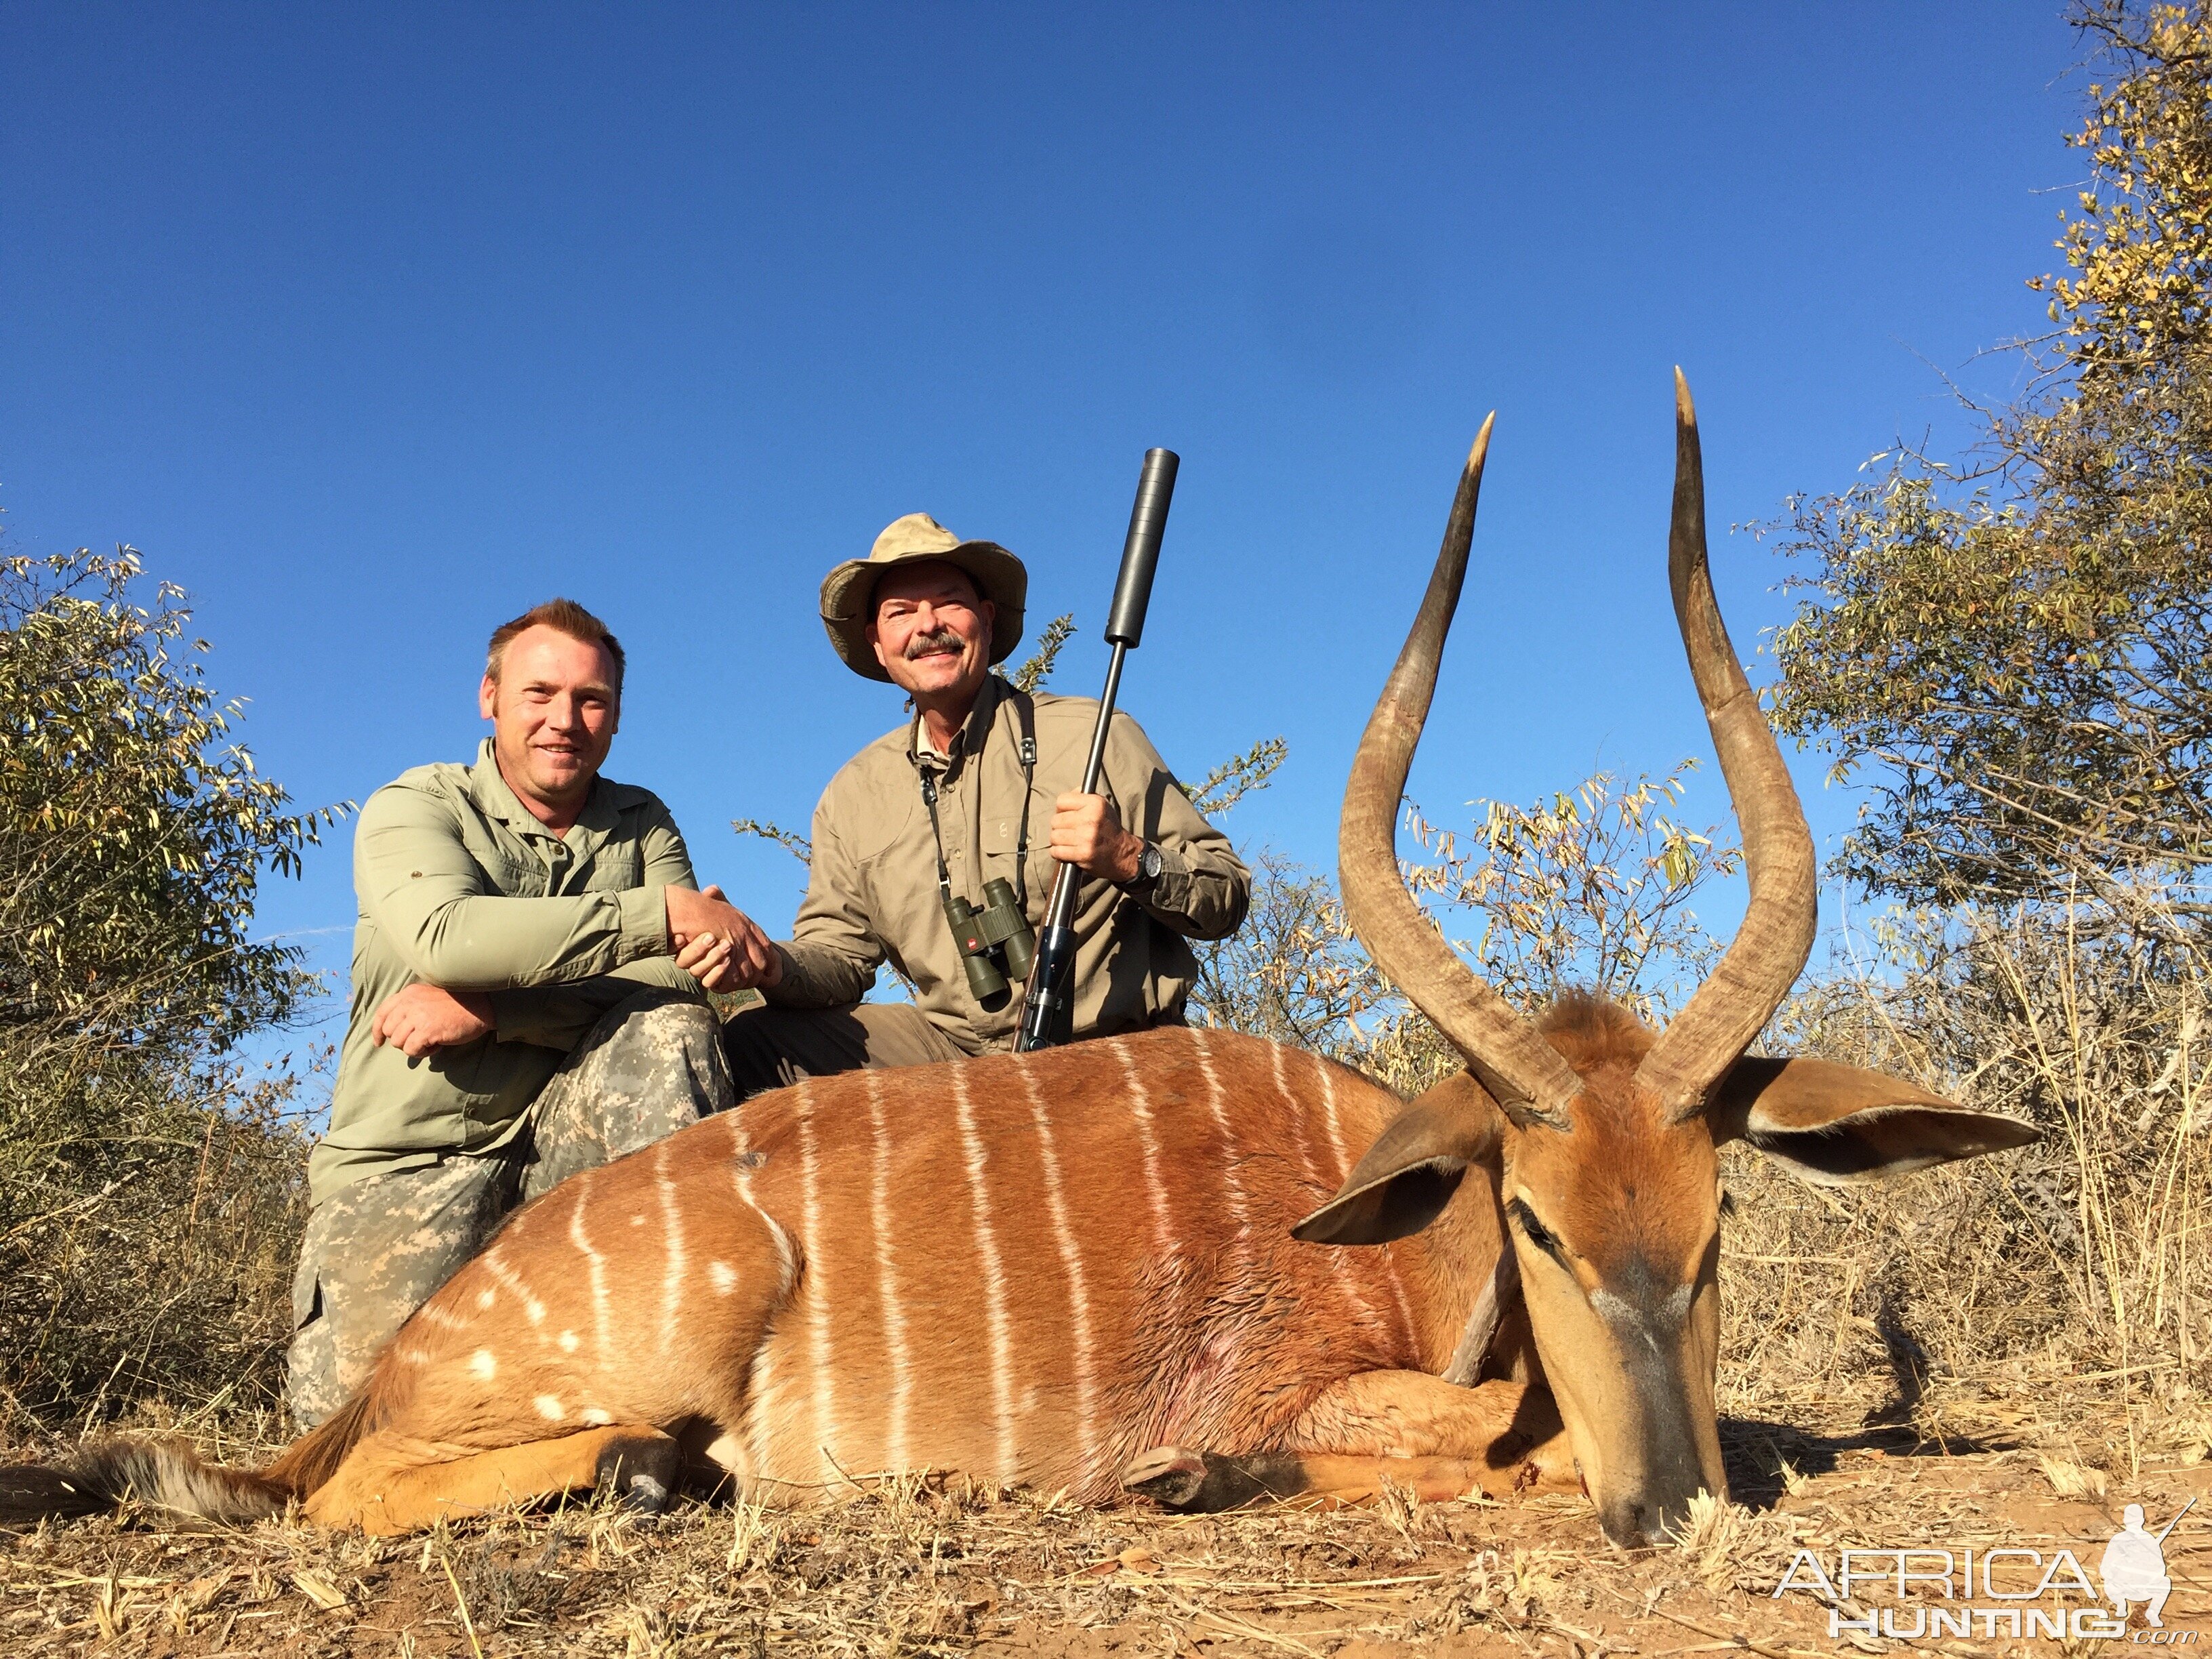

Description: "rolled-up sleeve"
354 782 673 991
764 802 883 1008
1107 712 1251 942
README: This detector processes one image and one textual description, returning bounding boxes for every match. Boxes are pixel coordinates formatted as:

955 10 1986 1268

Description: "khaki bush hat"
820 513 1027 682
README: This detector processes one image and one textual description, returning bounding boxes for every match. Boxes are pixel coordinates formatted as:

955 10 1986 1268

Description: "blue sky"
4 3 2083 1056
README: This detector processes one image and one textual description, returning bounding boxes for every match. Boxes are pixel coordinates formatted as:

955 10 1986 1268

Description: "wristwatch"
1121 840 1164 890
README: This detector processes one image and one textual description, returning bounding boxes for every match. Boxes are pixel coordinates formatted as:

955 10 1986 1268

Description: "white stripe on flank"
865 1070 914 1475
794 1080 836 1480
568 1189 612 1357
1314 1053 1418 1355
478 1248 547 1332
1115 1037 1176 1262
1022 1067 1099 1482
1189 1029 1252 1269
1272 1042 1380 1336
1313 1051 1353 1181
730 1124 796 1296
954 1067 1020 1483
656 1140 689 1353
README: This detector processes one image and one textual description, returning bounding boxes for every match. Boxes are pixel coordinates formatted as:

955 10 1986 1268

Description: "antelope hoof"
1122 1446 1210 1509
1121 1447 1285 1513
595 1435 681 1515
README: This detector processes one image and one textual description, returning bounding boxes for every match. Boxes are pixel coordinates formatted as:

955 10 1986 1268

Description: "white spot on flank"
865 1070 914 1475
710 1261 737 1295
469 1349 497 1380
955 1067 1019 1483
656 1140 689 1353
568 1189 611 1356
559 1330 580 1353
581 1407 613 1426
415 1300 468 1333
794 1080 837 1480
1115 1037 1176 1261
631 1214 645 1227
1022 1067 1098 1484
535 1395 566 1421
476 1289 495 1310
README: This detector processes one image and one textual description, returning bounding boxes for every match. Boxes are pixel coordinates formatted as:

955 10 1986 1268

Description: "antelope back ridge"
0 377 2038 1551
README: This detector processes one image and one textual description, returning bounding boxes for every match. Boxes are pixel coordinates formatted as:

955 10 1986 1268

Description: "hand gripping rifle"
1014 447 1179 1052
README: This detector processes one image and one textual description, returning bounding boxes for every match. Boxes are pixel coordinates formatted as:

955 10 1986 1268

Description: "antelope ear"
1710 1056 2038 1185
1292 1071 1504 1246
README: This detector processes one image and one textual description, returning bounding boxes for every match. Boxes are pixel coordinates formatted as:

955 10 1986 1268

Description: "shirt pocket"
585 844 644 893
474 845 545 898
979 787 1054 914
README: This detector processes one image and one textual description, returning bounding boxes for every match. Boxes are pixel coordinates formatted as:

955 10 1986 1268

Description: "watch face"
1140 843 1164 881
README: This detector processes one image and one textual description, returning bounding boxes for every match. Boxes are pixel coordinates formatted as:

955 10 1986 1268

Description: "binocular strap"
918 692 1040 916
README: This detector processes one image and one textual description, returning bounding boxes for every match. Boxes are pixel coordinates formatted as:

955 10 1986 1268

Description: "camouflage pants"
285 988 734 1427
720 999 971 1099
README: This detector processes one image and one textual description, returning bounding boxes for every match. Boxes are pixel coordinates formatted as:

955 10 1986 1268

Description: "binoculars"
943 878 1036 1008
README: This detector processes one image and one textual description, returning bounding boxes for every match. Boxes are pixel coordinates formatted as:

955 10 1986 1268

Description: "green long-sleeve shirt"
308 739 701 1204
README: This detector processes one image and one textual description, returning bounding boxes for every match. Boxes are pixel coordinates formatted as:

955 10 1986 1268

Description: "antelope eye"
1506 1198 1565 1263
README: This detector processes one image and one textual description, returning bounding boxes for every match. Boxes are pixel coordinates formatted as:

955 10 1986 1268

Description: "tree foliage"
1 548 340 1046
1768 1 2212 909
1401 762 1741 1026
1 547 333 1428
1196 762 1740 1096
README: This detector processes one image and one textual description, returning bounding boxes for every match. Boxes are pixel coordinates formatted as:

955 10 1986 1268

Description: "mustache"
905 628 966 659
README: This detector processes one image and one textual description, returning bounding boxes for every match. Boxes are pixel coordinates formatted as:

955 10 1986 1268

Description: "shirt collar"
468 738 618 845
907 676 1006 775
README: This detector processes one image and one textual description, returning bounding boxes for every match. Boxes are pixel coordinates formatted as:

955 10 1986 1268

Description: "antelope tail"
0 1387 376 1528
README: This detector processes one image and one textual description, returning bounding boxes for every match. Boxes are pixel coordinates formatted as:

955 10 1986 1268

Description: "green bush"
0 547 339 1433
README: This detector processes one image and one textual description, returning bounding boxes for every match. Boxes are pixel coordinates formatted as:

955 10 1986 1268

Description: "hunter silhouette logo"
2104 1499 2190 1629
1771 1495 2196 1641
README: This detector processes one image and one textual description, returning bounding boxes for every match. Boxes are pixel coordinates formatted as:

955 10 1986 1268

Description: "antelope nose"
1599 1498 1659 1550
1600 1494 1693 1551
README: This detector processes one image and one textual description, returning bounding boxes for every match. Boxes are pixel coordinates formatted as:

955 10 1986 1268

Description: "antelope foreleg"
1123 1372 1578 1514
306 1425 681 1535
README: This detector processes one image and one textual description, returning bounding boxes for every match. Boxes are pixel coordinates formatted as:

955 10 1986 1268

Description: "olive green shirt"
309 739 702 1204
767 677 1250 1052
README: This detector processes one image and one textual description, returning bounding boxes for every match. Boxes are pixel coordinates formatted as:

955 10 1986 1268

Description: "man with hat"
721 513 1250 1086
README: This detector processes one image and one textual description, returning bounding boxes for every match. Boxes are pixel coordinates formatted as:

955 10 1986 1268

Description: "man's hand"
371 984 495 1059
1048 792 1145 883
666 884 782 991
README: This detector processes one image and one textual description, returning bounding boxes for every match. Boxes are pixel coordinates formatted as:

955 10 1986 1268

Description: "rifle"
1014 447 1179 1052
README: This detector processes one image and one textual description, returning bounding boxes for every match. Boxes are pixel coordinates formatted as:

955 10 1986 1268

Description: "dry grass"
0 1042 310 1441
1720 894 2212 1476
5 1411 2206 1656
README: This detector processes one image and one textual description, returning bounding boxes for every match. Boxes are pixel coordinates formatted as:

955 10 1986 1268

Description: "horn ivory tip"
1466 411 1496 472
1673 367 1696 426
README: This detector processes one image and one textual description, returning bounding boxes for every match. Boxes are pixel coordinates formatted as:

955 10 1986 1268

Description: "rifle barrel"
1015 449 1179 1052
